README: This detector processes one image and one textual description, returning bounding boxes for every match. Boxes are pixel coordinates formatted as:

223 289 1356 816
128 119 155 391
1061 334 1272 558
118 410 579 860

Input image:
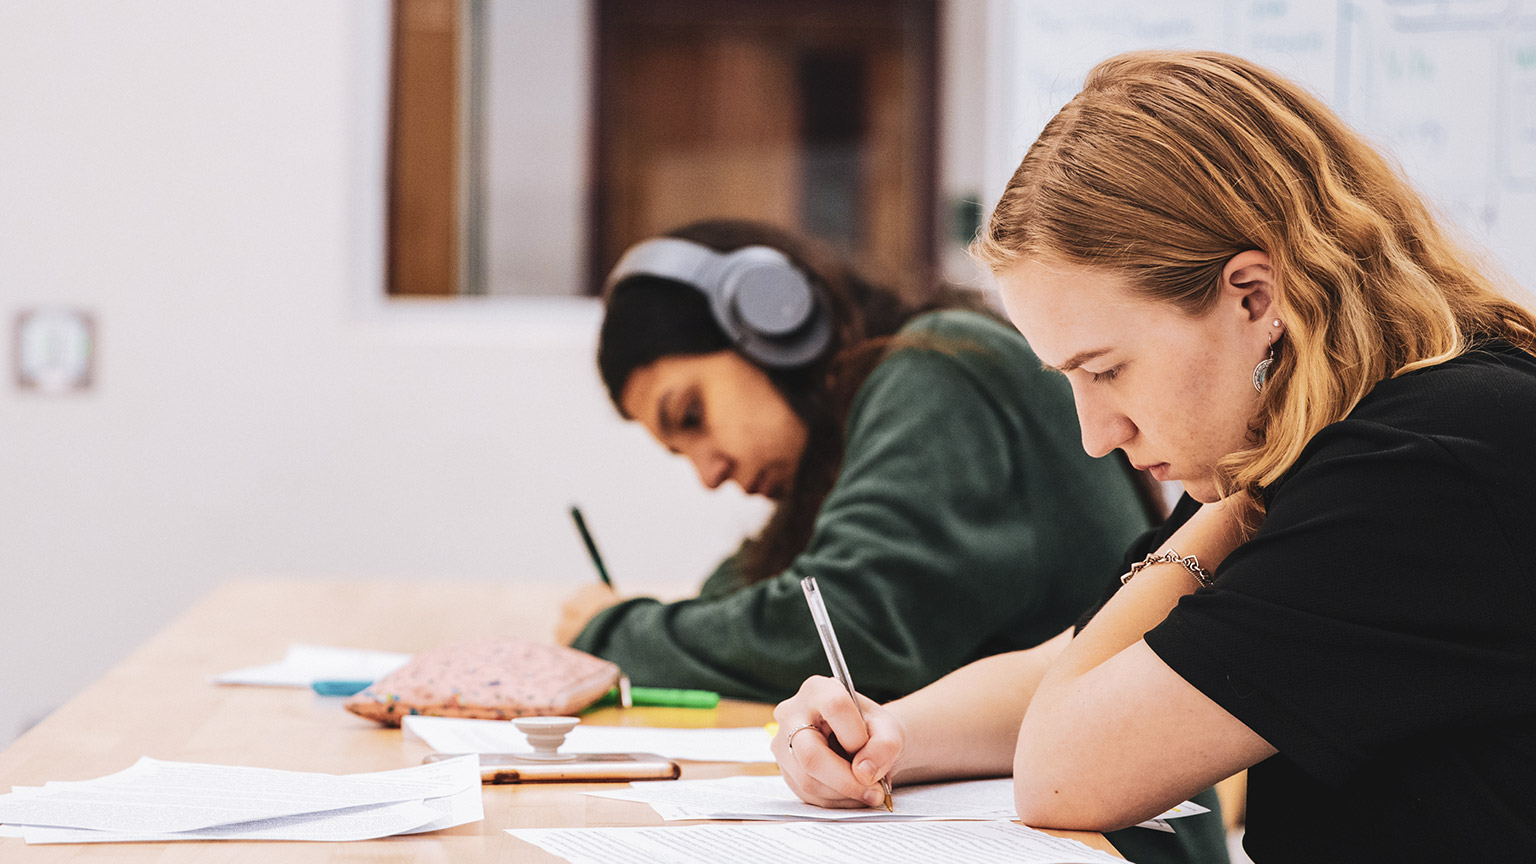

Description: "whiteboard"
987 0 1536 297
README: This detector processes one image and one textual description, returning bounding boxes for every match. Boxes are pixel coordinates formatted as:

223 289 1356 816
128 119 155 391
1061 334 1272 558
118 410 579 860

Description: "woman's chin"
1181 478 1222 504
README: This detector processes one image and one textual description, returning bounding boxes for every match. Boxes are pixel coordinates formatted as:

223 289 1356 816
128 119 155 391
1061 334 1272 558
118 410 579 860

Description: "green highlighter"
625 686 720 708
585 677 721 710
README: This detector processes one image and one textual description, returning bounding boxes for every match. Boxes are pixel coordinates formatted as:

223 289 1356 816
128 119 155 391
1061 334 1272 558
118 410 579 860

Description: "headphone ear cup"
724 257 815 337
716 247 832 369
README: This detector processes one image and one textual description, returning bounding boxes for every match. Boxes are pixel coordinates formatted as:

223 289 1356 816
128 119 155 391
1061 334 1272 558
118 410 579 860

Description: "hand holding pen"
556 505 621 645
773 576 896 811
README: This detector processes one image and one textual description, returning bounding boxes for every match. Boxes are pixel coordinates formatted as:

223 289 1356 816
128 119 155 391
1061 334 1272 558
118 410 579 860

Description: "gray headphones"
604 237 834 369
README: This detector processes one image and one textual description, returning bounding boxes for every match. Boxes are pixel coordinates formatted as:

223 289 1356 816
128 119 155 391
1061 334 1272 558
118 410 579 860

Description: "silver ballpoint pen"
800 575 895 812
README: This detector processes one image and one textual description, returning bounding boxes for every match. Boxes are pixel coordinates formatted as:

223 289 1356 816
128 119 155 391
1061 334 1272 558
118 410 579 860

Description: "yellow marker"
765 722 778 737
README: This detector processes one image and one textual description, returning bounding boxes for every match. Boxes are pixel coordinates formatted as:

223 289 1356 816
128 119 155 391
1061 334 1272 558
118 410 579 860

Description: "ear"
1220 250 1278 326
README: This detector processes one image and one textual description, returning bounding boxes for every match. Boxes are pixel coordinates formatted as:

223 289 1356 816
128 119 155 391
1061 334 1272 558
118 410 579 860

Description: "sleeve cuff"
569 596 657 658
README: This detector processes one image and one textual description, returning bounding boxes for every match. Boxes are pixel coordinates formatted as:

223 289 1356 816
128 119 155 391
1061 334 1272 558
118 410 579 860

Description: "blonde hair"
975 50 1536 507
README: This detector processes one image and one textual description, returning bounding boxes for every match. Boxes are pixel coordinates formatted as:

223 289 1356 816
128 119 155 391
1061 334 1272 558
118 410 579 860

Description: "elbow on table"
1012 766 1150 832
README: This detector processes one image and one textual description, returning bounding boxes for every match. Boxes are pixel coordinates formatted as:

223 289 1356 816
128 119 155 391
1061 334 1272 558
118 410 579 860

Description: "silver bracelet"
1120 549 1216 589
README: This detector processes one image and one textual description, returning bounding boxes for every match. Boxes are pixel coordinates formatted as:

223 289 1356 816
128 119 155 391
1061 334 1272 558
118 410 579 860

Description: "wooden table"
0 580 1118 861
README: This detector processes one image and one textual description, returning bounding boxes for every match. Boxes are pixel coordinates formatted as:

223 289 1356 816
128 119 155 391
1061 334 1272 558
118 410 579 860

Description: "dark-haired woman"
557 219 1156 705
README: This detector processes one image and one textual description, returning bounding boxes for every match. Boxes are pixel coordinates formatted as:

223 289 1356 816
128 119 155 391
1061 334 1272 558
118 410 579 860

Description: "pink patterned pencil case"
344 637 620 726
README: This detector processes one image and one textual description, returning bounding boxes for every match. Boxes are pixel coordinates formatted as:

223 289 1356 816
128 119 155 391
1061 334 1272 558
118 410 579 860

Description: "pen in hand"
569 505 614 588
799 576 895 812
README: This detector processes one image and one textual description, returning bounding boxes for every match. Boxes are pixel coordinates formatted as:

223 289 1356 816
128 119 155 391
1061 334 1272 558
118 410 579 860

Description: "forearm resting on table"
887 627 1072 786
1013 558 1273 828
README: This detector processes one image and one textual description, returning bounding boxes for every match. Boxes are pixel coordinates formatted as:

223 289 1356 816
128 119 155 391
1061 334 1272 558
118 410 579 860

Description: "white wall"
0 1 769 748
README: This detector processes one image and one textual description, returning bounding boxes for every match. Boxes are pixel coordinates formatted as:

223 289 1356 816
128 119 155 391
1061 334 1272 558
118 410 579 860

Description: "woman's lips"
1133 461 1172 481
747 470 788 500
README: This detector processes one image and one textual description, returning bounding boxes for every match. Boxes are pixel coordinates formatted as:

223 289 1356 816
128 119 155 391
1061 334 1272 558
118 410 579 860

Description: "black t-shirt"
1134 342 1536 862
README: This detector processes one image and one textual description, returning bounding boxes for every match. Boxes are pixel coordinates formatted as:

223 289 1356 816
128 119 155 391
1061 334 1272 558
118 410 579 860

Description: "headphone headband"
604 237 833 368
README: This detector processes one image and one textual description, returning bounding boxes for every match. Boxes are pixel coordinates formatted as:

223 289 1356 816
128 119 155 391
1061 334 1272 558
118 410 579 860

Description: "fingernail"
854 760 875 784
864 788 884 807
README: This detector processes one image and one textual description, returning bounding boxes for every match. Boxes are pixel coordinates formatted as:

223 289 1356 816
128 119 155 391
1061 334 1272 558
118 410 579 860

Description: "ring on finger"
785 722 820 752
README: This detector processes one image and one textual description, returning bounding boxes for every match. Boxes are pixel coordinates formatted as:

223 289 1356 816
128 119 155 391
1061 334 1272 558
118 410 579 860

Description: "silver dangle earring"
1252 319 1282 392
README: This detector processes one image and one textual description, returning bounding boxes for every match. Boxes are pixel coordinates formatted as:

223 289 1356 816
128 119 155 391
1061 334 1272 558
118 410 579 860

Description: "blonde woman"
770 51 1536 862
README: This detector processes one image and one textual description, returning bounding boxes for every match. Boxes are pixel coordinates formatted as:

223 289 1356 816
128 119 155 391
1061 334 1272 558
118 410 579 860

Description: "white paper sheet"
507 820 1127 864
397 779 486 835
589 774 1207 830
403 715 775 762
11 800 444 843
588 775 1015 821
1132 797 1208 832
212 643 411 687
1149 799 1209 820
13 777 489 845
0 755 480 841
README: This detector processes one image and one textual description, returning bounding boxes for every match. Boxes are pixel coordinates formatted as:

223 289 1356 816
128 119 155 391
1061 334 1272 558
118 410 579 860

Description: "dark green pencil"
569 505 614 588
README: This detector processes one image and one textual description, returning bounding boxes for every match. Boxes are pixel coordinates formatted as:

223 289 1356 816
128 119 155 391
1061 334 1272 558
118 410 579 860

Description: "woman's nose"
1076 396 1134 459
689 451 732 490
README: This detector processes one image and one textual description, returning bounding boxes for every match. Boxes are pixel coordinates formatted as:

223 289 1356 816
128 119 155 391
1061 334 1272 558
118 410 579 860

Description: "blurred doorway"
593 0 938 294
386 0 940 297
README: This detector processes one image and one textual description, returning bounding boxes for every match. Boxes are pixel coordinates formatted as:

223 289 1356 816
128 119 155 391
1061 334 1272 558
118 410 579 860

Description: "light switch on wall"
14 308 96 394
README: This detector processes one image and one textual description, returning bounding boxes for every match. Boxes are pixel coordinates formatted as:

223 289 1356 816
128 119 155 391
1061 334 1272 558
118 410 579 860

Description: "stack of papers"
587 775 1208 832
0 755 482 844
509 821 1130 864
403 714 775 763
212 643 411 687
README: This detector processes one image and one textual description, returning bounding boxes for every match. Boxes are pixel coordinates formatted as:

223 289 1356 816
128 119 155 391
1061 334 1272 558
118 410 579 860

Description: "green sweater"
573 309 1151 703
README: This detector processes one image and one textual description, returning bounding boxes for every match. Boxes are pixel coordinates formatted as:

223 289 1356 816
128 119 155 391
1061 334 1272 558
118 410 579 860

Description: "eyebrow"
1042 348 1112 374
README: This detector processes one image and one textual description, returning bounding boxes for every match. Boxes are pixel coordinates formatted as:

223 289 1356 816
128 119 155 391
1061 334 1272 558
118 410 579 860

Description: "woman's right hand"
555 583 621 646
771 676 906 809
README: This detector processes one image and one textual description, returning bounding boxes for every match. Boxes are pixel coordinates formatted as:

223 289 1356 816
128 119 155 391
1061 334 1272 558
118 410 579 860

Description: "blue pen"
311 679 374 697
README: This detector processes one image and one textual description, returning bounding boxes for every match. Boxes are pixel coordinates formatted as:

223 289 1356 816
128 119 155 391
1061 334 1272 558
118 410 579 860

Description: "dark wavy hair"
598 219 998 585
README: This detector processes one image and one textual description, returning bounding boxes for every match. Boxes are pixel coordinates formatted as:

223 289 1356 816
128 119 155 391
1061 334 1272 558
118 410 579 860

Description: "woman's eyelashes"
658 389 703 436
678 394 703 431
1089 365 1122 384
